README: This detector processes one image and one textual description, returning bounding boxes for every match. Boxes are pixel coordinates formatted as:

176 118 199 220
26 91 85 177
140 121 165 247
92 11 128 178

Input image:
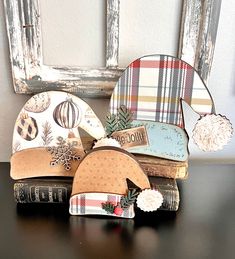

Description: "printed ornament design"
11 91 106 180
16 112 38 141
41 121 53 146
12 91 105 153
24 92 51 113
109 54 232 157
53 98 81 129
69 147 163 218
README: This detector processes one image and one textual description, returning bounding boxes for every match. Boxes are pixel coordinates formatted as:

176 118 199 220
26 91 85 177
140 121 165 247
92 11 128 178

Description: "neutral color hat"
69 147 164 218
11 90 105 179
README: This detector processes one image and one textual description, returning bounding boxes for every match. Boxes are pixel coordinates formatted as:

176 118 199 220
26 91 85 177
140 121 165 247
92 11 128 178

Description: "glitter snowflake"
47 136 81 171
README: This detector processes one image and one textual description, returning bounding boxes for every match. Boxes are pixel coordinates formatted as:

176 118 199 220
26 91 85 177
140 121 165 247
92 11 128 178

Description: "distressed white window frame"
4 0 221 98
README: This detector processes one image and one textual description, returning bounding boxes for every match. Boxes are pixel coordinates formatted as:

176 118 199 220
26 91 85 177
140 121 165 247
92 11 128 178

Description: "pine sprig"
120 189 139 209
105 105 133 135
101 202 115 214
105 113 119 135
117 105 133 130
41 121 53 146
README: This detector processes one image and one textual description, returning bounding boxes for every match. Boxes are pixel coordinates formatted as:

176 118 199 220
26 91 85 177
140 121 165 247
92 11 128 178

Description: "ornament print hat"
69 146 163 218
10 91 106 179
108 54 233 156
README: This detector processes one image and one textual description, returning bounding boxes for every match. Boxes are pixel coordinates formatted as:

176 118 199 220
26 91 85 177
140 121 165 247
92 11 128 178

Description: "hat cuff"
126 120 189 161
69 192 135 218
10 147 83 179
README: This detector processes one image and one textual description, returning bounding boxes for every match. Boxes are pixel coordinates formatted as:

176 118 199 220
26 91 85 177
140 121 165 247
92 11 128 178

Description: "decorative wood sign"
11 91 105 179
110 55 215 128
12 91 105 153
111 126 149 149
128 121 189 161
70 147 163 218
108 54 215 160
108 54 232 155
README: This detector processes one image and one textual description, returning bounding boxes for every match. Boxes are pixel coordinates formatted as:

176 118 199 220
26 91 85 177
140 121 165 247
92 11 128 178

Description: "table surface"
0 162 235 259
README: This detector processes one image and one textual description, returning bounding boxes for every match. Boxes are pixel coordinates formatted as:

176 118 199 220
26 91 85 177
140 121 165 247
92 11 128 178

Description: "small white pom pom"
192 114 233 152
93 137 121 149
136 189 163 212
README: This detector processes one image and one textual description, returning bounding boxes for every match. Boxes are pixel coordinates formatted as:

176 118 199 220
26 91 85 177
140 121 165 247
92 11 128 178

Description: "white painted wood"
4 0 123 97
4 0 221 97
178 0 222 85
106 0 120 68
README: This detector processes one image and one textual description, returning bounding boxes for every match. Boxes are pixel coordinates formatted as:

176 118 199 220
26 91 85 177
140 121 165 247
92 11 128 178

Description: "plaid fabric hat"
110 54 214 128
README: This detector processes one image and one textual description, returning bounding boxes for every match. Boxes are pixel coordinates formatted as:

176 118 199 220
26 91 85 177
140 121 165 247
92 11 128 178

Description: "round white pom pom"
192 114 233 152
136 189 163 212
93 137 121 149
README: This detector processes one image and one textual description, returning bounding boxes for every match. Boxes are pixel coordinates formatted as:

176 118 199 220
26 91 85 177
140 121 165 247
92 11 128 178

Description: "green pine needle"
101 202 115 214
105 105 133 135
120 189 139 209
117 105 133 130
105 113 118 135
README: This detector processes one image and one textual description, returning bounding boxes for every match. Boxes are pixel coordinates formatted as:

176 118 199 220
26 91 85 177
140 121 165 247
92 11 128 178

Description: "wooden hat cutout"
11 91 105 179
108 54 217 160
110 54 214 128
71 147 150 196
70 147 153 218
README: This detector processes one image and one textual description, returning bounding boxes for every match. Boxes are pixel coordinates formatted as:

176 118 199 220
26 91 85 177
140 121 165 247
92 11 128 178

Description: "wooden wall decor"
178 0 222 85
4 0 221 97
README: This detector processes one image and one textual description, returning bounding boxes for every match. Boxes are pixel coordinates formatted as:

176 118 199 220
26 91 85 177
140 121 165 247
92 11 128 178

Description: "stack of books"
14 137 187 212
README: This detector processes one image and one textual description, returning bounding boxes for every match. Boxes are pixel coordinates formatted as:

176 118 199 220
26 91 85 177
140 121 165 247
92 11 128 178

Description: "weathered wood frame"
4 0 221 97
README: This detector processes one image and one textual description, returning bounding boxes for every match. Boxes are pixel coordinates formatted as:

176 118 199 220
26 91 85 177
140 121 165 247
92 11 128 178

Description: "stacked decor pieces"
11 90 180 213
14 176 179 211
11 55 233 219
104 54 232 213
11 91 105 202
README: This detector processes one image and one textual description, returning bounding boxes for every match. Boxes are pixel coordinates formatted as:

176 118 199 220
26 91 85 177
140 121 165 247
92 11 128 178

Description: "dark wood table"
0 162 234 259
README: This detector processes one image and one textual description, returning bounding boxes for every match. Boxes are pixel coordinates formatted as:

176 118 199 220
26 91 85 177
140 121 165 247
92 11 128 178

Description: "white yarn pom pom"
93 137 121 149
192 114 233 152
136 189 163 212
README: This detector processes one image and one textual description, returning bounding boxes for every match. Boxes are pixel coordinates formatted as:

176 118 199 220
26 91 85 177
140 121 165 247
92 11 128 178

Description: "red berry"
114 207 123 216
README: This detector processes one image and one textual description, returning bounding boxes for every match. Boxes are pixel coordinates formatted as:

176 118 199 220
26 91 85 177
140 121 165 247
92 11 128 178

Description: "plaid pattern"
69 193 135 218
110 55 213 128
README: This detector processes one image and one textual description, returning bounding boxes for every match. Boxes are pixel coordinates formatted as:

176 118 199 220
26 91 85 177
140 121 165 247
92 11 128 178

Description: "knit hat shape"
11 91 105 179
12 90 105 153
71 147 151 196
110 54 214 128
70 147 152 218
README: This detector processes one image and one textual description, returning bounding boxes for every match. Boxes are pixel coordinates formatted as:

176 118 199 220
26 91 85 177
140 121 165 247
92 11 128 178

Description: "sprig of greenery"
101 202 115 214
120 189 139 209
105 113 118 135
117 105 133 130
105 105 133 135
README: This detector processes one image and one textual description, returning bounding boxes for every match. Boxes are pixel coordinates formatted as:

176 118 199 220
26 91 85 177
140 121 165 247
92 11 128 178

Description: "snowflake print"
47 136 81 171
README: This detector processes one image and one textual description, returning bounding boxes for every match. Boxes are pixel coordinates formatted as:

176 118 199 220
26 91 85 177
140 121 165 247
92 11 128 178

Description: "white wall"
0 0 234 162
